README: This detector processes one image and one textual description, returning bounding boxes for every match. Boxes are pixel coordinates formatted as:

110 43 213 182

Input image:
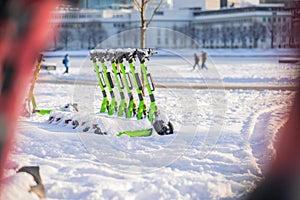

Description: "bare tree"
133 0 163 95
208 26 215 48
228 25 236 48
281 22 291 48
172 25 179 48
53 32 58 50
249 20 266 48
220 24 231 48
76 26 87 49
49 24 59 50
214 27 220 48
175 23 197 48
200 24 211 48
266 14 279 48
86 21 107 49
133 0 163 49
236 23 248 48
59 26 73 50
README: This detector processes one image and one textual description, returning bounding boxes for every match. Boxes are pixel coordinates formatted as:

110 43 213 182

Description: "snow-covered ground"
1 49 299 200
39 48 300 87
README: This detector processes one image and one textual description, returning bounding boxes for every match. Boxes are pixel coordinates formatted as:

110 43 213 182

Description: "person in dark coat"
192 53 200 70
201 50 208 70
63 53 70 73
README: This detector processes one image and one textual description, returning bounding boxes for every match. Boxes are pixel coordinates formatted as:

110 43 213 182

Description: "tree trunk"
53 34 57 50
140 27 146 49
140 0 146 96
65 39 67 50
140 27 146 95
135 0 163 95
271 30 274 48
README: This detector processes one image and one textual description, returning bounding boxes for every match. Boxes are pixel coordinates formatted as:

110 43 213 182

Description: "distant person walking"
192 53 200 70
201 50 208 70
63 53 70 74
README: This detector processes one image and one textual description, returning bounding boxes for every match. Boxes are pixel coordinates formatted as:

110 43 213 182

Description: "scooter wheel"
153 120 174 135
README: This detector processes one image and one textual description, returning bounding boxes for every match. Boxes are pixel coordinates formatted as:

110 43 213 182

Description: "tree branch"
140 0 146 28
133 0 141 12
146 0 163 27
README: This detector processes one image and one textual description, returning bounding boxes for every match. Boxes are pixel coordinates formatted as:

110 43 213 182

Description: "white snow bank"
0 172 39 200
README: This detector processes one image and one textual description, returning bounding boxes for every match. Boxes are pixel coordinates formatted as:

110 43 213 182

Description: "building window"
155 11 164 15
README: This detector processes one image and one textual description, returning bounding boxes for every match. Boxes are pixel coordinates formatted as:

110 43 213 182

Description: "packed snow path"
37 79 298 91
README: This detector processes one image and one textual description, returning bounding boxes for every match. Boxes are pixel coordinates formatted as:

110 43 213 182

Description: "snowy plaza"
1 48 299 199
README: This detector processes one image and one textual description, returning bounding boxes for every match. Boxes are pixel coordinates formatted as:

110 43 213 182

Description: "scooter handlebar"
89 48 158 63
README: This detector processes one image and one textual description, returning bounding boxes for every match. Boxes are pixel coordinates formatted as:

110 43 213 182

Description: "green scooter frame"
91 52 109 113
125 52 147 120
136 50 157 122
90 49 173 137
98 55 118 116
107 51 128 117
115 52 136 118
136 49 174 135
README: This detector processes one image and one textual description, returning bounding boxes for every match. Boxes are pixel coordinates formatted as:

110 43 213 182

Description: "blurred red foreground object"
0 0 59 183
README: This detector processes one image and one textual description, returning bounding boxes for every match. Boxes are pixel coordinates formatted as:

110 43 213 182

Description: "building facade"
79 0 133 9
193 5 290 48
260 0 285 3
77 0 232 10
49 4 291 49
284 0 300 47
